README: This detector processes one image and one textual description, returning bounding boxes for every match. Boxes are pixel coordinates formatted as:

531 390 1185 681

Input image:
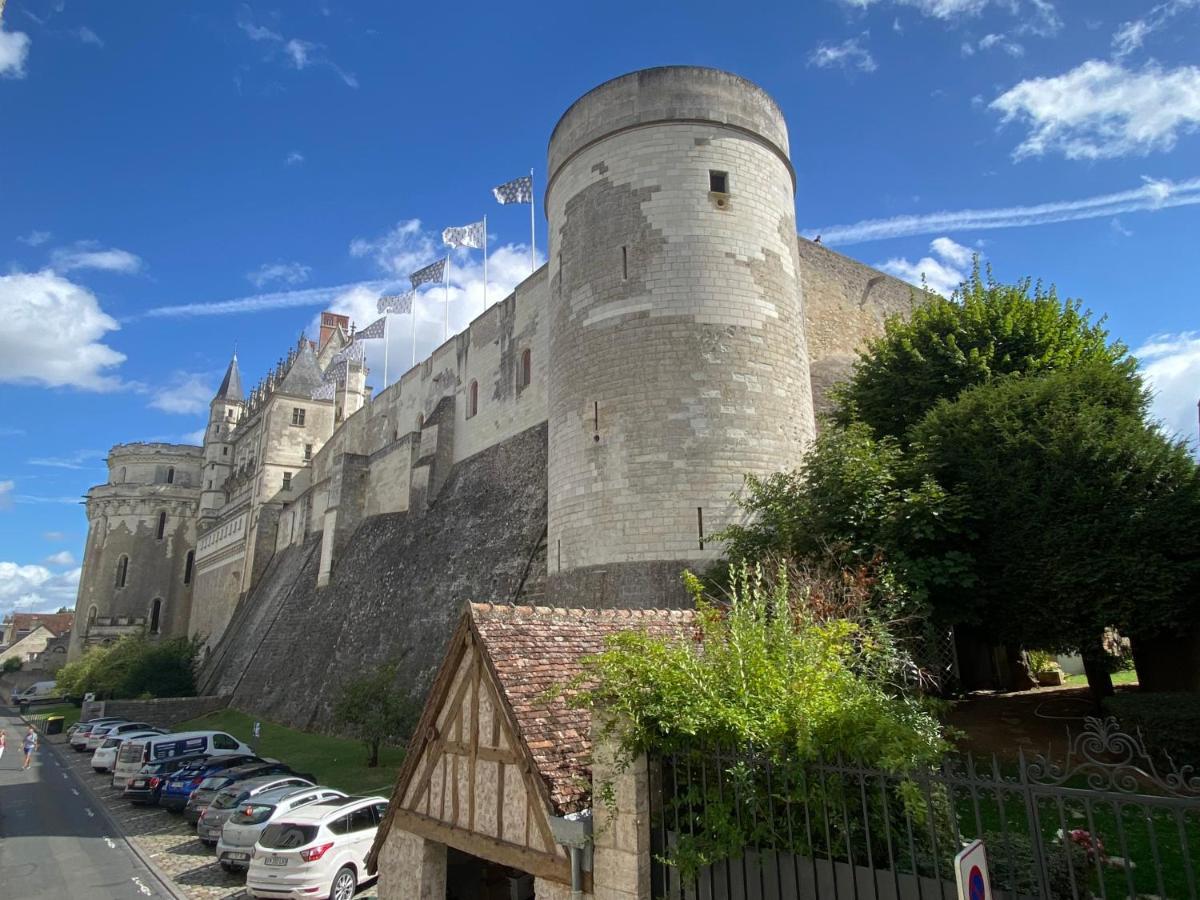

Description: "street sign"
955 839 992 900
253 721 261 739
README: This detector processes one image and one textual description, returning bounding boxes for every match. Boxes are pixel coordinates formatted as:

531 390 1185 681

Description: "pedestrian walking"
22 726 37 770
0 729 6 763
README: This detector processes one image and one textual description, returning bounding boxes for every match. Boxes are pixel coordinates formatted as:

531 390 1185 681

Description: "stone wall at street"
99 694 229 727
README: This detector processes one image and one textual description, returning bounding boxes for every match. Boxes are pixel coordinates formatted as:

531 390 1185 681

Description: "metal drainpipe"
548 809 593 900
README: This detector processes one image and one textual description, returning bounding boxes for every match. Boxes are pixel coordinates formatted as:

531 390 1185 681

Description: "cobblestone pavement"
58 740 378 900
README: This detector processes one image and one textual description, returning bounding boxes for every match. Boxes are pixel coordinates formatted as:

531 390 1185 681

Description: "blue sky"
1 0 1197 617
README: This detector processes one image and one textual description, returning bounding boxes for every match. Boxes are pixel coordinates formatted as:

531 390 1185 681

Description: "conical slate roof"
214 353 243 402
277 341 325 397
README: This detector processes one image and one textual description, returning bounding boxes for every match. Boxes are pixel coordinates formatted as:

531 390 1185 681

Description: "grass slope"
176 708 404 797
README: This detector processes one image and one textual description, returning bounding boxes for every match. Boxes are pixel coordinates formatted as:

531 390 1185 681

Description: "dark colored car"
184 761 314 825
158 754 263 812
123 754 209 805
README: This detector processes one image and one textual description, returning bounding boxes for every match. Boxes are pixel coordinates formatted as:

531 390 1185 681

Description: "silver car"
214 784 345 870
196 775 314 846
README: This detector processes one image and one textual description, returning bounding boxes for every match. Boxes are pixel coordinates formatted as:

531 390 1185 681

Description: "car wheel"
330 865 356 900
219 861 236 872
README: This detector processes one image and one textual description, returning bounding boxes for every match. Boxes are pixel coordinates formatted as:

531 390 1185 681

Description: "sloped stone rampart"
209 423 548 730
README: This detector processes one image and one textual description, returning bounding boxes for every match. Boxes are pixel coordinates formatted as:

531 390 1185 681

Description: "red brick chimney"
319 312 350 351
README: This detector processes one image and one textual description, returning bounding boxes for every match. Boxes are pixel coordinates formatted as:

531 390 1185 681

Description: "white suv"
245 795 388 900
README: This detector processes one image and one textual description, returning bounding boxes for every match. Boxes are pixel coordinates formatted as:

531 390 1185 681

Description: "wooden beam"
392 808 571 885
468 657 480 831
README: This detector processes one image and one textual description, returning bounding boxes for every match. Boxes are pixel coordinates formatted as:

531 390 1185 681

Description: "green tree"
55 635 200 699
2 657 22 673
834 266 1131 442
909 363 1200 696
333 661 419 768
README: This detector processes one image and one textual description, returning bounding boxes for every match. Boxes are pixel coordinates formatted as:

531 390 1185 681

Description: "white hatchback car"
90 730 164 773
245 795 388 900
216 784 345 871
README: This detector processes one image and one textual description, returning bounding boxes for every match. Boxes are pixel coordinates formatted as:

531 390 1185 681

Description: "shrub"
55 635 201 700
2 657 22 673
1103 692 1200 771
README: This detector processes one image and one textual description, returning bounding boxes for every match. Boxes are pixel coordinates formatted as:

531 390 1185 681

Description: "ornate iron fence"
649 718 1200 900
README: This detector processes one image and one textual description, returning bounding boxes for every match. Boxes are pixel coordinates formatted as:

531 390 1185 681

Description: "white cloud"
43 531 67 541
0 22 31 79
17 230 51 246
247 261 311 288
180 428 207 445
149 372 214 415
0 270 126 390
804 174 1200 244
285 150 304 166
808 35 877 73
28 449 104 470
328 223 543 388
838 0 1059 32
44 550 75 566
143 279 390 318
236 9 357 88
1112 0 1198 59
75 26 103 47
992 61 1200 160
976 32 1024 56
877 236 974 296
0 561 80 618
50 242 143 274
1134 332 1200 448
1110 217 1133 237
0 480 12 511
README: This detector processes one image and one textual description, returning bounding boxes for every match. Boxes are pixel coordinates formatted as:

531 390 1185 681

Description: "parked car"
185 761 313 825
245 796 389 900
68 716 123 740
86 721 157 752
123 755 209 805
196 775 317 846
91 729 166 773
70 718 128 752
215 785 346 871
158 754 264 812
112 730 255 789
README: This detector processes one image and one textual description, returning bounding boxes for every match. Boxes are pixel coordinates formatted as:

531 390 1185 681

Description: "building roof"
277 341 325 397
214 352 243 402
5 611 74 638
470 602 694 814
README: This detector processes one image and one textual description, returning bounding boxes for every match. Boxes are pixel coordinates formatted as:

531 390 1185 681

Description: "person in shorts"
22 726 37 770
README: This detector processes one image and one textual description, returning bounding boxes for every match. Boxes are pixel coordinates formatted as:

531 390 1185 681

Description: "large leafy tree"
333 661 420 767
834 267 1132 442
910 364 1200 695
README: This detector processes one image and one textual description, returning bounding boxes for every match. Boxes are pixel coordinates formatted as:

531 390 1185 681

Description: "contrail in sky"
804 175 1200 245
140 280 391 319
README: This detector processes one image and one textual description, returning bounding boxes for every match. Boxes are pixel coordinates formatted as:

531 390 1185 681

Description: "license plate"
131 780 146 787
266 856 288 867
225 852 250 861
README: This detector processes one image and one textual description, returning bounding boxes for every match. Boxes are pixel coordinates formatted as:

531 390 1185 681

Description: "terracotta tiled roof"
470 603 695 814
7 612 74 638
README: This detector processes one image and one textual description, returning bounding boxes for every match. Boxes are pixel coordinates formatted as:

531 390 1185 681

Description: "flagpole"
529 168 536 276
443 255 450 343
483 215 488 312
410 299 417 367
382 315 389 390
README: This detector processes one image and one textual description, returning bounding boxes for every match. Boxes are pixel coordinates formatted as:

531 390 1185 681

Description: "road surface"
0 706 174 899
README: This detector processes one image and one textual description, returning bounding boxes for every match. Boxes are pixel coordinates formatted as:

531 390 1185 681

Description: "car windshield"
102 738 121 749
212 789 244 810
196 776 227 790
234 803 276 825
259 823 318 849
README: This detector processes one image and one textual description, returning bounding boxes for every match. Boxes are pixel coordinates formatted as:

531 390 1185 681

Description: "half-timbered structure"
368 602 694 899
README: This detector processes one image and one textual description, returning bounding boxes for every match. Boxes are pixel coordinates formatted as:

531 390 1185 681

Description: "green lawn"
175 708 404 797
1063 669 1139 687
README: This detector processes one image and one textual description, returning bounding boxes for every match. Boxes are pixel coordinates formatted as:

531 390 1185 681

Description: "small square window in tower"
292 407 306 427
282 472 292 491
304 443 312 460
709 170 729 194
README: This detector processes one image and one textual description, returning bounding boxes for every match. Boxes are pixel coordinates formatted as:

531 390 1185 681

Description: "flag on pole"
410 257 448 289
353 317 387 341
378 292 413 314
492 174 532 205
311 381 336 401
442 220 485 249
331 341 365 365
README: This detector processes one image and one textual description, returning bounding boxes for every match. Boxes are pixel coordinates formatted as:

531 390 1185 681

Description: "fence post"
1017 748 1054 898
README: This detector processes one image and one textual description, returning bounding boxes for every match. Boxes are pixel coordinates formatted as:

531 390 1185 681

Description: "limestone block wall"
545 67 815 609
796 239 919 417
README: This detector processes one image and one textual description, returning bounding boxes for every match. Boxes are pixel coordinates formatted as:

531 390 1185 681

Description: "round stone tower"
68 443 203 659
545 66 816 608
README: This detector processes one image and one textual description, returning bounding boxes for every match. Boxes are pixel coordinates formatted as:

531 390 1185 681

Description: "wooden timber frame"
367 609 576 885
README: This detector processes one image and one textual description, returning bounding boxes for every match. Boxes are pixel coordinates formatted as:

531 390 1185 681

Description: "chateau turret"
200 353 244 521
544 66 817 607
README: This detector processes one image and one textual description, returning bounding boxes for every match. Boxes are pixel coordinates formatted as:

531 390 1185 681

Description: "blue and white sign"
955 839 992 900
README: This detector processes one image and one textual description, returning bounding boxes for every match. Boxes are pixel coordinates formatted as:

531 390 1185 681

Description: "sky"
1 0 1197 618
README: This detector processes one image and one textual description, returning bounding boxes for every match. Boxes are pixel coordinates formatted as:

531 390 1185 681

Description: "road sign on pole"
955 839 992 900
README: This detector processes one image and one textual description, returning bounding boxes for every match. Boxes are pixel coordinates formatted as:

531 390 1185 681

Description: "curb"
39 732 196 900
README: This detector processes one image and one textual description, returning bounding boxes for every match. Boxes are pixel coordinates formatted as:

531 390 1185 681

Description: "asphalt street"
0 707 173 899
